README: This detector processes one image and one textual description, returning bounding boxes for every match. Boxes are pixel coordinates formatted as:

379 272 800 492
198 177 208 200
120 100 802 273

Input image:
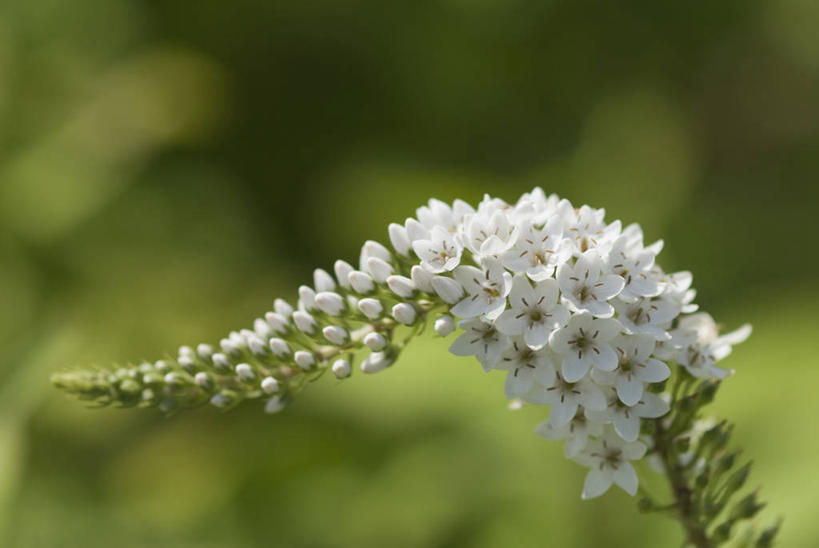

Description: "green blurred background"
1 1 817 546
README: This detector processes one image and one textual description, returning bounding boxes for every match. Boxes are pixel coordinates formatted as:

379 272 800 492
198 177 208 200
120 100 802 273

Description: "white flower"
462 204 518 257
613 297 679 341
591 334 670 406
525 371 607 426
497 338 556 398
535 408 604 457
675 313 751 379
587 390 669 442
448 318 508 371
557 252 624 317
501 217 572 281
574 430 647 498
606 235 663 302
412 226 463 273
564 205 622 256
549 313 622 382
496 275 569 348
451 258 512 320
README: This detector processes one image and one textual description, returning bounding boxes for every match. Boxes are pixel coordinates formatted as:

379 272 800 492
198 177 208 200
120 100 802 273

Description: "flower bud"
349 271 375 294
360 350 395 374
274 298 294 318
265 395 288 414
298 285 318 311
269 338 291 357
212 353 231 372
292 310 317 335
210 390 238 409
219 338 240 357
178 356 195 373
410 265 434 293
387 275 416 298
323 325 349 345
358 298 383 320
235 363 256 381
434 315 455 337
431 276 464 304
264 312 289 334
392 303 417 325
388 223 411 255
363 332 387 351
313 268 336 292
261 376 280 394
405 218 430 242
332 359 352 379
294 350 315 370
361 240 391 266
155 360 170 373
334 260 354 289
178 345 195 358
196 344 214 360
254 318 273 339
315 291 345 316
366 257 393 283
247 334 268 356
194 372 212 389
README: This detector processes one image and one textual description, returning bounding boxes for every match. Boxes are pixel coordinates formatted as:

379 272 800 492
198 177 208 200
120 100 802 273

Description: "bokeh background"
1 1 818 546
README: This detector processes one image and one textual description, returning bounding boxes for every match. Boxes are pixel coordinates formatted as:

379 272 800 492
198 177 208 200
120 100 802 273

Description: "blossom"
587 390 670 442
525 371 607 427
501 217 572 281
55 187 752 503
451 258 512 320
496 275 569 348
448 318 508 371
412 226 463 273
497 338 556 398
557 251 624 317
549 313 622 382
591 334 670 406
574 430 647 498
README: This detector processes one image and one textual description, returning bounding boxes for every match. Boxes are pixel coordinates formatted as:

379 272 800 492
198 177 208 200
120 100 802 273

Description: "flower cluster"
53 188 751 500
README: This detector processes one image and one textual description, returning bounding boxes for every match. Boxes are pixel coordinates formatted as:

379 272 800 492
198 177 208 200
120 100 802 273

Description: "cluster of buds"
53 188 753 502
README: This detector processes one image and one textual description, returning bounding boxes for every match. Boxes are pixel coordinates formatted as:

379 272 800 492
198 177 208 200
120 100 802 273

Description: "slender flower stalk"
52 188 779 546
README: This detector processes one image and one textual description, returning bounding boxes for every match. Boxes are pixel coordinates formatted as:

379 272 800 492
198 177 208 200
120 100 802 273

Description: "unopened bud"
332 359 352 379
434 315 455 336
363 332 387 351
392 303 417 325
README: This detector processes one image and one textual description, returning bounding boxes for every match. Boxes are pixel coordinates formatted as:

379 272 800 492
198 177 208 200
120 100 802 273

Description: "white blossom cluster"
390 188 749 499
137 188 750 500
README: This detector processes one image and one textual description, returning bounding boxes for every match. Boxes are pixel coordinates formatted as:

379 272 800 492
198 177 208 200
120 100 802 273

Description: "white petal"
451 296 486 318
595 275 625 300
622 440 647 460
452 266 483 293
612 462 639 495
578 383 607 411
614 413 641 442
504 367 533 398
636 358 670 383
562 353 591 383
549 401 579 428
524 322 551 349
617 376 644 407
592 344 618 372
448 332 478 357
496 309 525 336
582 468 614 500
636 392 670 418
508 274 535 309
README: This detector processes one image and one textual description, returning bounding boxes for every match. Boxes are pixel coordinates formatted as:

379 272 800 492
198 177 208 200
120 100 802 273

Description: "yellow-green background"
0 1 817 546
